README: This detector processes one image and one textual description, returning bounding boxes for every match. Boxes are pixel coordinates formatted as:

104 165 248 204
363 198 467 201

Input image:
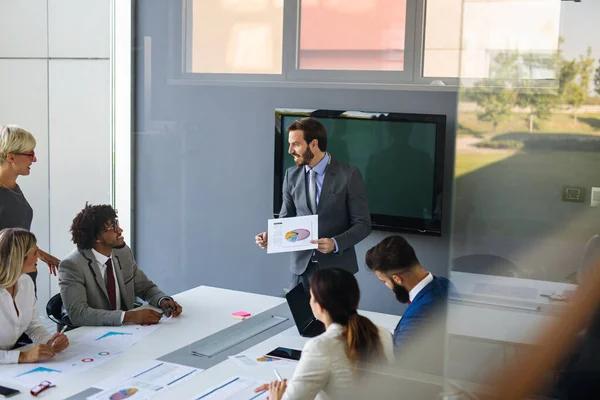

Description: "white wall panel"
48 59 111 295
0 2 48 57
48 0 110 58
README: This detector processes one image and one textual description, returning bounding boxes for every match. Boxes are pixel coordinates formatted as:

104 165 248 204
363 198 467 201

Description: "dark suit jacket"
393 276 451 374
58 245 167 326
279 156 371 275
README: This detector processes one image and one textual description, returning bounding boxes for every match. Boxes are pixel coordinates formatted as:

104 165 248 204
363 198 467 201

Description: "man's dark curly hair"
70 203 118 249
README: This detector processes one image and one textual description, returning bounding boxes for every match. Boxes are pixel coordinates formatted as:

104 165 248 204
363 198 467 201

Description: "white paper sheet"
0 343 123 387
88 360 201 400
190 376 268 400
267 215 318 254
78 323 162 351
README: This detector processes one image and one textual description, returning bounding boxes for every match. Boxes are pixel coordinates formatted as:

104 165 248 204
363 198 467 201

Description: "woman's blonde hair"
0 125 37 166
0 228 37 288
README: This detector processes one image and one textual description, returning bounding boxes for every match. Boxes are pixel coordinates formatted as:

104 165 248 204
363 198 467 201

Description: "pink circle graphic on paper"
81 358 94 363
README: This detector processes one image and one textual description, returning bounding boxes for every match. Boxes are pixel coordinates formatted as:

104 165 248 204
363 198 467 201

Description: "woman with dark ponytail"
255 268 394 400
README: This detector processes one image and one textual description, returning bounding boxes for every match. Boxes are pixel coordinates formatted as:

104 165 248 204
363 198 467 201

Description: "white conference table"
447 271 578 344
3 286 400 400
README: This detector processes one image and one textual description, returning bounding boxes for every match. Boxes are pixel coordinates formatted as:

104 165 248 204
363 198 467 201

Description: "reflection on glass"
299 0 406 71
424 0 561 79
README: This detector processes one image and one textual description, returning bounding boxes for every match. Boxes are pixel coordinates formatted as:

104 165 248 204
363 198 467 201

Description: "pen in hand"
274 369 283 382
52 325 68 347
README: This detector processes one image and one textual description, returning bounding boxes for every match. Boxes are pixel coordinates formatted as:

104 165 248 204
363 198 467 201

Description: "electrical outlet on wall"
562 186 585 203
591 187 600 207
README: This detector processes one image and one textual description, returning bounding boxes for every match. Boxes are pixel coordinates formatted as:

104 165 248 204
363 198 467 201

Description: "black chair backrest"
46 293 75 330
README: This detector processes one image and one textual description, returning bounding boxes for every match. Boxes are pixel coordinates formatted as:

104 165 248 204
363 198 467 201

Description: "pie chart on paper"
285 229 310 243
109 388 138 400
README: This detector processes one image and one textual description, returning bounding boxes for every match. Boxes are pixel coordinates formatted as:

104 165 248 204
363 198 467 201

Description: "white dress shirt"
1 275 53 364
91 248 125 322
408 272 433 303
283 323 395 400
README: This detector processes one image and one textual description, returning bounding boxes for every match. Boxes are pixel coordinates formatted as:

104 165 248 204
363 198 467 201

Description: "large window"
182 0 562 86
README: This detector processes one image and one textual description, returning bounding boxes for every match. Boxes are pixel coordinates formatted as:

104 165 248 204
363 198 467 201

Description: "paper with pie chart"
88 360 201 400
0 343 122 387
267 215 318 254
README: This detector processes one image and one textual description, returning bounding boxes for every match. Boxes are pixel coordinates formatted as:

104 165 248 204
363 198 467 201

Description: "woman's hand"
254 379 287 400
268 379 287 400
18 344 55 363
47 332 69 352
39 250 60 275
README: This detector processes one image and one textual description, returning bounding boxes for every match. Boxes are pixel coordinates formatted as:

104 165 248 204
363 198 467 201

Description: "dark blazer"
58 245 167 327
279 156 371 275
393 276 451 348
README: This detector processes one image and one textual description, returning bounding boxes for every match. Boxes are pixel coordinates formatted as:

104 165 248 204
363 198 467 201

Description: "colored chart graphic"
256 356 278 363
98 351 111 356
95 332 133 341
109 388 139 400
285 229 310 243
82 358 94 363
16 366 61 377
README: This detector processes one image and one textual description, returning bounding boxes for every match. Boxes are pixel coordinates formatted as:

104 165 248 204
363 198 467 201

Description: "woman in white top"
256 268 394 400
0 228 69 364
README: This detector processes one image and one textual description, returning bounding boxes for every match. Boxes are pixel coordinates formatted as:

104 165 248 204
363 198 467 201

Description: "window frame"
169 0 470 90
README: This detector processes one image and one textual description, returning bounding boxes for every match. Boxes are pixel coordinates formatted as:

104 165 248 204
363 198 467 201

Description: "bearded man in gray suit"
255 117 372 291
59 204 182 327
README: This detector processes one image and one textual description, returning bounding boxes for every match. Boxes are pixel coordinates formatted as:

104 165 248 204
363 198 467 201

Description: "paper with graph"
0 343 123 386
78 324 162 350
267 215 318 254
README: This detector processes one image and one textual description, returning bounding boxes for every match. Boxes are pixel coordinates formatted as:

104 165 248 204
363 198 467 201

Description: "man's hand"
159 298 182 318
39 249 60 276
18 344 55 363
255 232 268 249
124 309 162 325
311 238 335 254
47 332 69 352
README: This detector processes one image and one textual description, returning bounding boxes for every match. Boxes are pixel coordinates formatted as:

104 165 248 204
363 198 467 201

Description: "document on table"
78 323 162 351
88 360 202 400
0 343 123 387
267 215 318 254
190 376 268 400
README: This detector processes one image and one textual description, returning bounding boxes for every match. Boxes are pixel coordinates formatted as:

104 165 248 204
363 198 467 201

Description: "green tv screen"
274 110 446 236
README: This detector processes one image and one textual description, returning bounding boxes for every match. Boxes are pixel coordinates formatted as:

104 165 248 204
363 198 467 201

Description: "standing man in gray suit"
59 204 182 327
255 117 371 290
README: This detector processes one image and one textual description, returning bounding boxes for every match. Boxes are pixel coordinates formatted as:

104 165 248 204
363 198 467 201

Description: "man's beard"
293 147 314 167
393 282 410 304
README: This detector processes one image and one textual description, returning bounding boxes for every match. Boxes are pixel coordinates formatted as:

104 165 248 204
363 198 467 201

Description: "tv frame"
273 109 447 237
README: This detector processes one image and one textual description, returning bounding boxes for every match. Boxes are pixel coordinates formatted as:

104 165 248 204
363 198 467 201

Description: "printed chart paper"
190 376 268 400
267 215 318 254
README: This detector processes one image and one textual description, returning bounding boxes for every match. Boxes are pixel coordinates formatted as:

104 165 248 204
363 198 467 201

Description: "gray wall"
133 1 457 316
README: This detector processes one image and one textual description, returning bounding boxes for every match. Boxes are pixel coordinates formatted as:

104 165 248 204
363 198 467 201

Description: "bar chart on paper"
79 324 162 350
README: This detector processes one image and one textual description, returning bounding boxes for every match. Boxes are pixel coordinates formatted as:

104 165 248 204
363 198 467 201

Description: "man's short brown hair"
287 117 327 152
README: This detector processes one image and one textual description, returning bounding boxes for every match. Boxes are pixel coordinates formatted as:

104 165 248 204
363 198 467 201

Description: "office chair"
46 293 77 332
452 254 520 278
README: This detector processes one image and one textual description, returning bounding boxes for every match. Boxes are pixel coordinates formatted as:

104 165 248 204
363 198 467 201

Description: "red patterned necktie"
105 258 117 310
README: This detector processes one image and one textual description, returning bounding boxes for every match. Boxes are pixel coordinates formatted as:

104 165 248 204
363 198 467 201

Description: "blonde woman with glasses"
0 228 69 364
0 125 61 289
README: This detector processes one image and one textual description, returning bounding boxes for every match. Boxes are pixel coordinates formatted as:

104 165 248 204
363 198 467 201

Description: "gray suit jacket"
280 157 371 275
58 245 167 326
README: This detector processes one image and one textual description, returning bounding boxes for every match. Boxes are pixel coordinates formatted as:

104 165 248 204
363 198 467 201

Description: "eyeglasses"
105 219 120 232
15 152 35 158
30 381 55 396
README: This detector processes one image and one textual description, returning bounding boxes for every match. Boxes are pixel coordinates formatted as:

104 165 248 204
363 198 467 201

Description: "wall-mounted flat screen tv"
274 109 446 236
